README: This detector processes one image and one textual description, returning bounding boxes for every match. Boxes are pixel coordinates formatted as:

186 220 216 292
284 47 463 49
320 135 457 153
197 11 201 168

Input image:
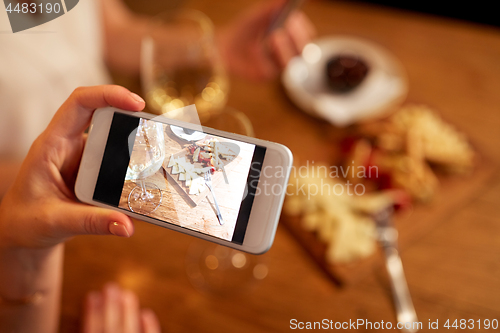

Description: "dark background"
122 0 499 28
342 0 499 27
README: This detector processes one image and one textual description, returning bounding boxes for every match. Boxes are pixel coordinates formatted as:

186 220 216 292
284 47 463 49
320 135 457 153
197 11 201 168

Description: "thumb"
51 203 135 239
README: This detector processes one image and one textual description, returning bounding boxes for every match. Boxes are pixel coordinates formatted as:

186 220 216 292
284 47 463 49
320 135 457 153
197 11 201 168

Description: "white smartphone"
75 107 293 254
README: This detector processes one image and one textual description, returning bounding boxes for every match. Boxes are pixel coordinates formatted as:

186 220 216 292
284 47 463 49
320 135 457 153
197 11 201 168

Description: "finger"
122 290 141 333
82 291 104 333
49 201 134 239
103 283 123 333
297 10 317 41
241 0 288 29
48 85 145 139
141 309 162 333
253 44 280 80
285 11 315 53
269 28 296 68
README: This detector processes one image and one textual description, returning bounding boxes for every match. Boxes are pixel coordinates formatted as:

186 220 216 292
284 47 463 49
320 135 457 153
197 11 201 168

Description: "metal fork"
374 207 419 332
204 172 224 225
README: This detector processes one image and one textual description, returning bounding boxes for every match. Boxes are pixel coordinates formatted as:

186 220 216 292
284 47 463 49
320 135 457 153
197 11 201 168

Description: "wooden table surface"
60 0 500 331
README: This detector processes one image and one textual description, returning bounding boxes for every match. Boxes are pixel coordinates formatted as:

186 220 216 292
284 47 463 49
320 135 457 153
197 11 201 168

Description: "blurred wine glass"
141 8 229 124
182 109 267 297
126 119 166 215
186 242 269 296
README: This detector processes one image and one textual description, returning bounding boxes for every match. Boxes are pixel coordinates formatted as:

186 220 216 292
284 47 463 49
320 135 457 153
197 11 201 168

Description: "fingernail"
129 92 145 104
104 282 120 294
109 222 130 237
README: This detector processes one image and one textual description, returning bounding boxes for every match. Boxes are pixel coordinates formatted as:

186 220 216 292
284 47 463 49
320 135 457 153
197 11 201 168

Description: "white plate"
282 36 408 127
170 125 207 141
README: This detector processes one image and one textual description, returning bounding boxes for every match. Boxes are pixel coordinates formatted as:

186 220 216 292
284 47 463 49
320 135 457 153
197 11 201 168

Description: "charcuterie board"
162 137 242 206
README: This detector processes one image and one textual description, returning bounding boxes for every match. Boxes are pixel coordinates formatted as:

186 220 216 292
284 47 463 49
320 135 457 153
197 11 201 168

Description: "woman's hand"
217 0 316 81
83 283 161 333
0 85 145 249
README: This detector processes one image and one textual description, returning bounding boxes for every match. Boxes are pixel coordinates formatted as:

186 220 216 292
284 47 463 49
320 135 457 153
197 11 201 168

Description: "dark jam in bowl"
183 128 196 135
326 55 370 93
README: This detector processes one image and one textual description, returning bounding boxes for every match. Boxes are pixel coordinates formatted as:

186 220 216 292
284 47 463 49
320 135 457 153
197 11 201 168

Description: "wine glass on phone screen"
126 119 165 215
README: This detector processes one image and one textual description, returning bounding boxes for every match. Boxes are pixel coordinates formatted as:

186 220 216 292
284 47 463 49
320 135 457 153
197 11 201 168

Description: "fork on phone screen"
204 171 224 225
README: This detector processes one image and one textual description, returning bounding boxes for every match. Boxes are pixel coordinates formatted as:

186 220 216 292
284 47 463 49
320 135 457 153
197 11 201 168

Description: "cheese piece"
193 147 201 162
189 177 205 195
171 164 179 175
167 154 175 168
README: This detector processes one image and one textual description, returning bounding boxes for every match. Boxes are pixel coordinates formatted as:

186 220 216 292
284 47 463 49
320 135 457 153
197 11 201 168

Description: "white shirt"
0 0 110 158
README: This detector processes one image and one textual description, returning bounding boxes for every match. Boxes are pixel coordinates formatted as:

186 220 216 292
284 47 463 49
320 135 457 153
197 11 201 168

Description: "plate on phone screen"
170 125 207 141
282 36 408 127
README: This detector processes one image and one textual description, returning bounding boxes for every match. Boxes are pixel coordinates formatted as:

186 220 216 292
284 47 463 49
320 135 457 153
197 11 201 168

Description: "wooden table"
60 0 500 331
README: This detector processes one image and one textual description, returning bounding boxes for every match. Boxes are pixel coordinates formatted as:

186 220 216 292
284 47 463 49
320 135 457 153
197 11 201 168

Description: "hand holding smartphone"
75 108 292 254
266 0 306 35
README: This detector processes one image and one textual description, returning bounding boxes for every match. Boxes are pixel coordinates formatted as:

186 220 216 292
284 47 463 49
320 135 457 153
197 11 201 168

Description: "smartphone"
75 107 292 254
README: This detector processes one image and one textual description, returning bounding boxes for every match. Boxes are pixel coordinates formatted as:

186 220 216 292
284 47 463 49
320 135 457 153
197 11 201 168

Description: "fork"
204 172 224 225
374 207 419 332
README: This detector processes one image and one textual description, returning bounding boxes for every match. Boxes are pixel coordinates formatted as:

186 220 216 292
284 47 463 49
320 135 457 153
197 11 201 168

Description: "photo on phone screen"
91 113 267 245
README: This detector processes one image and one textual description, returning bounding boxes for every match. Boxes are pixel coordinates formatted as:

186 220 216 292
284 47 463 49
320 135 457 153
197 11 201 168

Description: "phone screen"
92 113 266 244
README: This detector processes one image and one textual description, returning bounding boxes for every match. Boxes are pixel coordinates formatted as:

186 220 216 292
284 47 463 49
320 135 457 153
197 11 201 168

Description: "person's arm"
0 86 145 333
100 0 315 80
100 0 148 74
0 245 63 333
